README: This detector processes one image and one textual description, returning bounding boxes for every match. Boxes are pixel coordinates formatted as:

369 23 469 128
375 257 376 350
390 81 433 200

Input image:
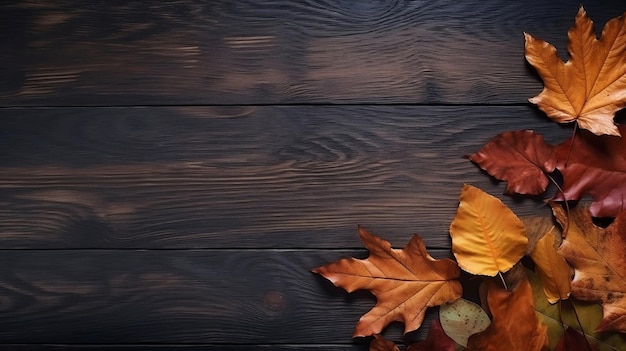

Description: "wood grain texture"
1 0 624 105
0 249 453 345
0 106 570 249
3 1 623 349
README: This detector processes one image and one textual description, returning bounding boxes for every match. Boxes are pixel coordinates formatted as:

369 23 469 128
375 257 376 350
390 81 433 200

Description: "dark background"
0 1 624 349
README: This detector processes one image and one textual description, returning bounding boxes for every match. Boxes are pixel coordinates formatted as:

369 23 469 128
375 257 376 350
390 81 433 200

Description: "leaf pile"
312 6 626 351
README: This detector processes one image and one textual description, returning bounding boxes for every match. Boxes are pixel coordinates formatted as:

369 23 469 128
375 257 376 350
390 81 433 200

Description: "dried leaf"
370 334 400 351
554 125 626 217
439 298 490 347
312 227 462 336
523 215 560 254
529 226 571 303
525 7 626 136
466 277 549 351
469 130 556 194
407 319 457 351
449 184 528 276
553 204 626 332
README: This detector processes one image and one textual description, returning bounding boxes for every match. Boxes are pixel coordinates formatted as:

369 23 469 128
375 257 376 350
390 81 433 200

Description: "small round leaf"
439 298 491 347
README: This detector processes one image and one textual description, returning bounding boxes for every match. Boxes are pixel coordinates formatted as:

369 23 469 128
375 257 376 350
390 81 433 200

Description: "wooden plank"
0 106 570 249
0 249 453 345
1 0 624 105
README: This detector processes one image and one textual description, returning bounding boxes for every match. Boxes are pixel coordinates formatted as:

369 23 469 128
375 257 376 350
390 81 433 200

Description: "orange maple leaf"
466 278 549 351
312 226 462 337
553 204 626 332
525 6 626 136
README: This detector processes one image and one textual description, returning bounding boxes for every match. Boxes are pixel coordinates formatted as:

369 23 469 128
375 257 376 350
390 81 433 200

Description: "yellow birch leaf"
449 184 528 276
529 227 572 303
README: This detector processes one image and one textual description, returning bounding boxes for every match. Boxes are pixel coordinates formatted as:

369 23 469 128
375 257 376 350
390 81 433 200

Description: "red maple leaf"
554 125 626 217
469 130 557 195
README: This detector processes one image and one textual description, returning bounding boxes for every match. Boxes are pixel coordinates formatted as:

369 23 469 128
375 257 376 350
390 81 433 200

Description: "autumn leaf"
469 130 557 195
523 215 559 254
449 184 528 276
529 226 571 303
439 298 490 347
466 278 549 351
553 125 626 217
525 6 626 136
552 204 626 332
406 319 457 351
312 226 462 336
555 328 599 351
369 334 400 351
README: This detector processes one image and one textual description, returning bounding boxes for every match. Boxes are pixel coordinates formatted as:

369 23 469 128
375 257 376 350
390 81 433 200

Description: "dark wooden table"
1 1 624 349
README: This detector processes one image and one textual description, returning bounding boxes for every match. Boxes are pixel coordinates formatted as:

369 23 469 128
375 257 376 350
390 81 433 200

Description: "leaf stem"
563 122 579 169
497 271 508 290
546 173 571 238
567 299 594 351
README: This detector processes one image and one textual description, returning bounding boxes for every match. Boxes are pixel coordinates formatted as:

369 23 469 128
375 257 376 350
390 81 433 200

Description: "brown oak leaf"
525 6 626 136
554 125 626 217
312 226 462 337
407 319 457 351
469 130 556 195
552 204 626 332
466 277 549 351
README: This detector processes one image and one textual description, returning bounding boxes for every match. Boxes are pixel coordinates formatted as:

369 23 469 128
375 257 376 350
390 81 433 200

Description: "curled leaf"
554 125 626 218
529 226 571 303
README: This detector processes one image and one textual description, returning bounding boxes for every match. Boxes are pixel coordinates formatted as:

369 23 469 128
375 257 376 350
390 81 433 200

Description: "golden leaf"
449 184 528 276
529 227 571 303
